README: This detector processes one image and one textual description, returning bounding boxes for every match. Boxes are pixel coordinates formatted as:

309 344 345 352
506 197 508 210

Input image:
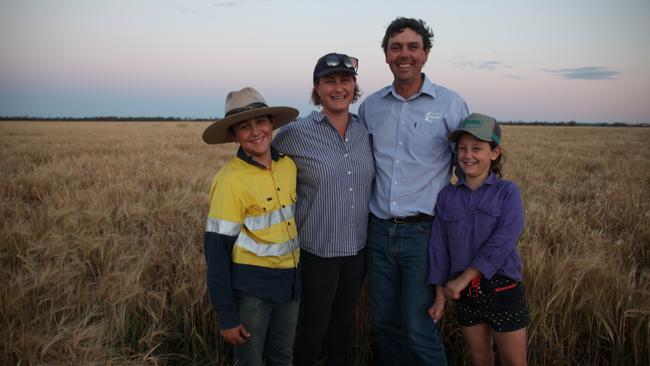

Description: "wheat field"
1 121 648 365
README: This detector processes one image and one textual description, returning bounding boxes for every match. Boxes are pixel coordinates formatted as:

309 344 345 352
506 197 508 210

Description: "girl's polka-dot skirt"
455 274 530 332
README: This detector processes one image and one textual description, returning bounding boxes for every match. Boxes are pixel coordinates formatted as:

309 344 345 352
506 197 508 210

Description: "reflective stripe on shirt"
244 204 295 231
206 217 241 236
236 231 299 257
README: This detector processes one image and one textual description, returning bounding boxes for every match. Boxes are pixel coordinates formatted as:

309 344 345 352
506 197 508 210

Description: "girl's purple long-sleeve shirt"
428 172 525 285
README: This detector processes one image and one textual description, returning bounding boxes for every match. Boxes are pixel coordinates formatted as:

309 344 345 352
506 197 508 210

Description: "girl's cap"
448 113 501 145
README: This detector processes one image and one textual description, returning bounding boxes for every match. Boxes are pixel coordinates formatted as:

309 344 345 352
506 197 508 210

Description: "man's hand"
219 324 251 346
427 285 446 323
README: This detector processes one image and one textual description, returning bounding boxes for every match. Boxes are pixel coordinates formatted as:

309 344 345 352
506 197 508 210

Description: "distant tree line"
0 116 214 122
0 116 647 127
500 120 649 127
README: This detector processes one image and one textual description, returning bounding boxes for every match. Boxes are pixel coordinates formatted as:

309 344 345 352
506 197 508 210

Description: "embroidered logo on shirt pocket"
246 205 266 216
425 112 443 123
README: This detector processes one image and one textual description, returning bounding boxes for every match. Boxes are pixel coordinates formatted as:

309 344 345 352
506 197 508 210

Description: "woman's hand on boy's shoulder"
220 324 251 345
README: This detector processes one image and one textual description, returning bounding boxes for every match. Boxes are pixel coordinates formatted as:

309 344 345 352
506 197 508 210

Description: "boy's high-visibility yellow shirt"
204 147 300 329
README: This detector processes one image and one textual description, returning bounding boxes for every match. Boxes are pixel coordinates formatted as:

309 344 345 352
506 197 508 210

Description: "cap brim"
314 67 357 80
448 128 493 143
202 106 299 144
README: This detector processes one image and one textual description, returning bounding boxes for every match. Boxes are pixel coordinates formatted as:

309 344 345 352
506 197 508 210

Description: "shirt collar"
237 145 283 169
455 171 499 190
311 109 328 123
379 73 437 100
419 74 437 98
311 109 360 125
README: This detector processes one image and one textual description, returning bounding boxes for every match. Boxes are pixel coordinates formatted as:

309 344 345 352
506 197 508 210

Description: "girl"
428 113 529 366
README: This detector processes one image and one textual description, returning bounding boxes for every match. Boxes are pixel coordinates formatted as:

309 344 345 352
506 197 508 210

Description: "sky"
1 0 649 123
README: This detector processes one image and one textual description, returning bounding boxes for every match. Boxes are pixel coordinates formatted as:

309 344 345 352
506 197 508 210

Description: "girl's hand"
444 277 468 299
445 267 482 299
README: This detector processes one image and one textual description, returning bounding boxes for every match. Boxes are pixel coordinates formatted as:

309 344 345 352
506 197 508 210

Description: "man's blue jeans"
366 214 448 366
233 291 299 366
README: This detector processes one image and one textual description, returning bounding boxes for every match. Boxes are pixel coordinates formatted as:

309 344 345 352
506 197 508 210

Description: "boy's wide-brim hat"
448 113 502 145
202 87 299 144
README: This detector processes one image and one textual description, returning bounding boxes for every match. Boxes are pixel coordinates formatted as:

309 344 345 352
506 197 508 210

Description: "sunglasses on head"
322 54 359 72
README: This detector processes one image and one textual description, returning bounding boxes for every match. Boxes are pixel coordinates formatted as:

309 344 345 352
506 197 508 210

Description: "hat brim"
202 106 299 144
448 128 493 143
314 67 357 81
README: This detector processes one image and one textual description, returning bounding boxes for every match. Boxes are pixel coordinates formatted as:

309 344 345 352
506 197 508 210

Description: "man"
202 87 301 366
358 17 469 365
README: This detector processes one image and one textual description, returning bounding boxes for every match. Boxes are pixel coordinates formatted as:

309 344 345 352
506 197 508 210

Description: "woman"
273 53 375 366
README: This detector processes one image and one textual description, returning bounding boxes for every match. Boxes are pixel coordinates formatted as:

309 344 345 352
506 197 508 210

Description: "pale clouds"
452 60 512 71
543 66 621 80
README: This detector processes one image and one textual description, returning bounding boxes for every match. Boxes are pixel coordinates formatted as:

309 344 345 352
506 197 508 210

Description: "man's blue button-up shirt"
359 75 469 219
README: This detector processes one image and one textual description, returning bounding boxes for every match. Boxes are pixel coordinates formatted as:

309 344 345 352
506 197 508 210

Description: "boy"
202 87 300 366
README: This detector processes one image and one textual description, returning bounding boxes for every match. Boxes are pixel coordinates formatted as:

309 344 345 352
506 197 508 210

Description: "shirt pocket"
491 277 524 307
286 192 297 217
246 204 266 217
441 209 468 242
476 205 501 237
243 204 269 233
408 117 448 159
